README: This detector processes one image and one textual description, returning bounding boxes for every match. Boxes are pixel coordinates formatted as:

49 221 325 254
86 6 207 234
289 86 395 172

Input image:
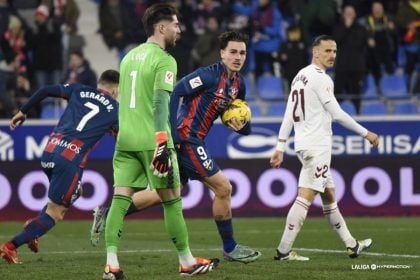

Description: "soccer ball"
221 99 251 125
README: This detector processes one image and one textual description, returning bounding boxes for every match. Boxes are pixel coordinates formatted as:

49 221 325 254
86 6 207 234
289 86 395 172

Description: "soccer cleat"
223 244 261 263
179 257 219 276
90 206 108 246
24 218 39 253
347 238 372 258
274 250 309 261
0 242 21 264
102 265 126 280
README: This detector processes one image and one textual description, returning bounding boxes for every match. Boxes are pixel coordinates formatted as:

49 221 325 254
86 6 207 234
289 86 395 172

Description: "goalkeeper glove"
150 132 171 178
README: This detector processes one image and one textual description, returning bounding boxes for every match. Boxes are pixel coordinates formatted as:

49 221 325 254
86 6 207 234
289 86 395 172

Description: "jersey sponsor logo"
189 76 203 89
50 137 82 154
0 130 14 161
41 161 55 168
165 71 174 85
227 127 278 158
202 159 213 170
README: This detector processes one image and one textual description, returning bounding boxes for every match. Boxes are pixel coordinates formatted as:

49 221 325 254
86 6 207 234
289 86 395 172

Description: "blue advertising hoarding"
0 117 419 161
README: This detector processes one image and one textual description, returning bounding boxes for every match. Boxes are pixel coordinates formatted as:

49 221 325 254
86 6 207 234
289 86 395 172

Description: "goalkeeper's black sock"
12 213 55 248
125 202 140 216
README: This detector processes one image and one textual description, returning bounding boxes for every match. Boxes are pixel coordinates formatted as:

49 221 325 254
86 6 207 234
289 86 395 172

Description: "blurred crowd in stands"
0 0 419 118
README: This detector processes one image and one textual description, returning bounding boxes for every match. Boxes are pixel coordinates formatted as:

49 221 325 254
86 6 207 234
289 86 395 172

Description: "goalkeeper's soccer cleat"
0 242 21 264
347 238 372 258
223 244 261 263
274 250 309 261
24 218 39 253
90 206 108 246
102 265 126 280
179 257 219 276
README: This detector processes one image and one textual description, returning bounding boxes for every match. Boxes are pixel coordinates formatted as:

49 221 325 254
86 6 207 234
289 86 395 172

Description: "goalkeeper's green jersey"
116 42 177 151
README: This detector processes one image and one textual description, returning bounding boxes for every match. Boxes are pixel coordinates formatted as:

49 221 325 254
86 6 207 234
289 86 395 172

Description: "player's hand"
227 117 245 131
270 150 284 168
9 111 26 130
150 132 171 178
365 131 379 148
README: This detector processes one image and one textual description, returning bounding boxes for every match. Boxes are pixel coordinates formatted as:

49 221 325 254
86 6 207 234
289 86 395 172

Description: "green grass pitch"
1 217 419 279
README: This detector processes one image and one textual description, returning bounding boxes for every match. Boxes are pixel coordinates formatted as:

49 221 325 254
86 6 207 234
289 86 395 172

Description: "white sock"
323 202 356 248
106 251 119 269
278 196 311 254
179 250 196 267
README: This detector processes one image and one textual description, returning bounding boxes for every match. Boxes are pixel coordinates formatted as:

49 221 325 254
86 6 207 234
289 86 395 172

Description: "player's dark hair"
219 31 249 50
142 3 179 38
98 70 119 85
312 35 335 48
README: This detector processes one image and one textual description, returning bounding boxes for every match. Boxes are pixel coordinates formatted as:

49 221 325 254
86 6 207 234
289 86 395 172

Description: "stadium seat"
360 101 388 115
243 75 255 101
379 74 408 99
249 103 262 117
362 74 379 99
393 102 418 115
256 75 284 101
266 102 287 117
41 104 65 119
339 101 357 116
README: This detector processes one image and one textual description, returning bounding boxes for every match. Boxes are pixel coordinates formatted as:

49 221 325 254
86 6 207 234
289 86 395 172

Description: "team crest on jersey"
202 159 213 170
165 71 174 85
229 87 238 98
189 76 203 89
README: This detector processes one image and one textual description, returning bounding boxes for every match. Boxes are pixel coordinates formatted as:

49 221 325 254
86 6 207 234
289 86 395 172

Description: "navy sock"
39 205 47 216
11 213 56 248
215 219 237 253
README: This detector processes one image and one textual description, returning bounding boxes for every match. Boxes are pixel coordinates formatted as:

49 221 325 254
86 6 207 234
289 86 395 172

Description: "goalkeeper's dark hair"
219 31 249 50
98 70 119 86
312 35 335 48
142 3 179 37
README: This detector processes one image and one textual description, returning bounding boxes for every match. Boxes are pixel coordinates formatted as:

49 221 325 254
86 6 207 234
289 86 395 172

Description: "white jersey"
278 64 367 152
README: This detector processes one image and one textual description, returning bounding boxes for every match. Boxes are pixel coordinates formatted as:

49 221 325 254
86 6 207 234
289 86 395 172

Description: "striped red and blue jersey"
170 62 247 143
21 84 118 167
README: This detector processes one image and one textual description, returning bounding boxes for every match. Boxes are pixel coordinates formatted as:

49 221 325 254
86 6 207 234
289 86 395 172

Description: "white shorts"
296 149 334 193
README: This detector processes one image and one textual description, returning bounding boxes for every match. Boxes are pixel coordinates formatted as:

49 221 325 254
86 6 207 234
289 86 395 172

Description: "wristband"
276 139 286 152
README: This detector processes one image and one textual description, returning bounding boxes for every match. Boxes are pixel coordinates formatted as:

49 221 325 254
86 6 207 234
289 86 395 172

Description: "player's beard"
166 34 178 48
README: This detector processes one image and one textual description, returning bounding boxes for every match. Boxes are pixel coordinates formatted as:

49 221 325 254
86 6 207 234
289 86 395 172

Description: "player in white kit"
270 35 380 261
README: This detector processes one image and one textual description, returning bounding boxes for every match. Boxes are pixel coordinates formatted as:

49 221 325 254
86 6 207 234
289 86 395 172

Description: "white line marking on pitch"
19 247 419 259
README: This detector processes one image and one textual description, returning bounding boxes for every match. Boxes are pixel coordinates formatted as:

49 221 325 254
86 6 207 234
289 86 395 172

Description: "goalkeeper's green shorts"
113 149 180 189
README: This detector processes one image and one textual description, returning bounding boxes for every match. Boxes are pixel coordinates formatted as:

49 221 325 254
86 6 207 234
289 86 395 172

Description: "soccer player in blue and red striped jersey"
90 31 261 264
0 70 119 265
168 31 261 263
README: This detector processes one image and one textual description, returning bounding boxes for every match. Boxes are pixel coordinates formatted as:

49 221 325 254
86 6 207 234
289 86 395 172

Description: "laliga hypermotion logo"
227 126 278 158
0 130 14 161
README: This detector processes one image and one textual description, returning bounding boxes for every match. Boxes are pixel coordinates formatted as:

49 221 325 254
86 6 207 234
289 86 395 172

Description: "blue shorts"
177 141 220 184
41 152 83 208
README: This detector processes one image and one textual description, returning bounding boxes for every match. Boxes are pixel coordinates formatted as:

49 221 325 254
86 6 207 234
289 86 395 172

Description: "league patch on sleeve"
188 76 203 89
165 71 174 85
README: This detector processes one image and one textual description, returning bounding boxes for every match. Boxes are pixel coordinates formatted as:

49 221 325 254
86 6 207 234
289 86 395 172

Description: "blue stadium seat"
393 102 418 115
339 101 357 116
243 75 255 101
266 102 287 117
249 103 262 117
361 101 388 115
256 75 284 101
41 104 65 119
362 74 379 99
379 74 408 99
